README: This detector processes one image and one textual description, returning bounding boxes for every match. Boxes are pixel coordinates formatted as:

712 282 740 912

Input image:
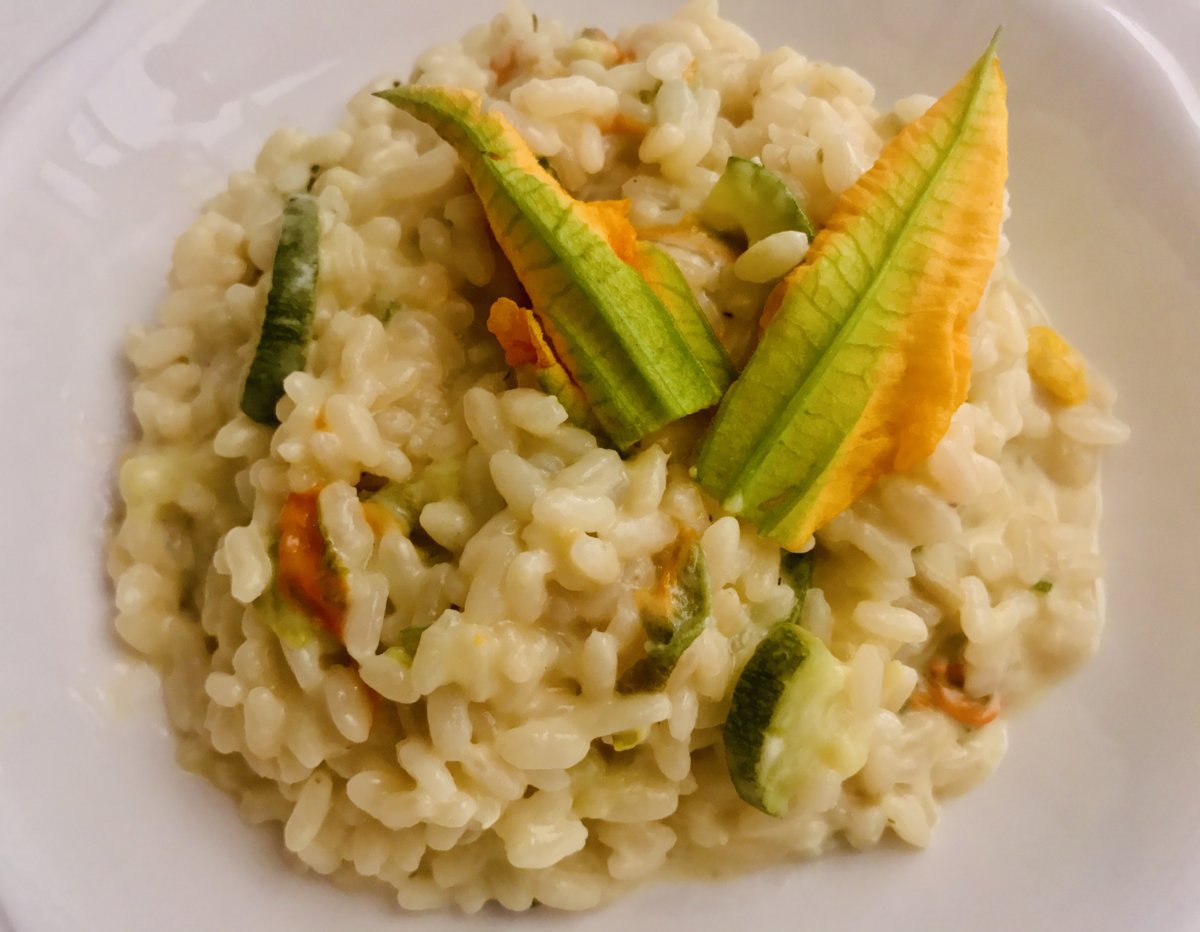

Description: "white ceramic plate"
2 1 1198 929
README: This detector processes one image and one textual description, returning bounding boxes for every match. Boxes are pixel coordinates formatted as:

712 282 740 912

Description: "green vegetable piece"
1032 579 1053 594
700 156 815 244
362 463 462 533
255 584 319 649
375 85 733 450
397 624 427 656
384 625 430 665
694 39 1008 550
780 551 814 625
535 366 605 438
240 195 320 425
618 537 711 693
723 622 866 816
486 299 606 437
364 481 422 534
635 241 733 393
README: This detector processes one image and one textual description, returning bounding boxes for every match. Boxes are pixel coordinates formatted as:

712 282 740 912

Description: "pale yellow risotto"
109 0 1127 912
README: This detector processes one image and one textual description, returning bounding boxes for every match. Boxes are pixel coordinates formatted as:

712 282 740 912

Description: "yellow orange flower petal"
376 85 733 449
696 37 1008 549
1027 325 1089 406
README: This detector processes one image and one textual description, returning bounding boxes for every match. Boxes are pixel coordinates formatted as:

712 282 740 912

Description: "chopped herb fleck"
1032 580 1053 594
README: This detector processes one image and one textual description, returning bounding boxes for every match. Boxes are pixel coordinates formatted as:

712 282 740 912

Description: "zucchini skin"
723 621 812 815
241 194 320 425
700 156 816 244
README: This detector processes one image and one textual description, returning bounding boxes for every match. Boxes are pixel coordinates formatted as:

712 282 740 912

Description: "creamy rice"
108 0 1126 911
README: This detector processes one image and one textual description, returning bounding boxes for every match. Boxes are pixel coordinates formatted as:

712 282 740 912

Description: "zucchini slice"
241 194 320 425
723 622 865 816
699 156 815 245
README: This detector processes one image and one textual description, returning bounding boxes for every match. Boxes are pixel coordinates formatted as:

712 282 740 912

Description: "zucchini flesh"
723 622 865 816
699 156 815 245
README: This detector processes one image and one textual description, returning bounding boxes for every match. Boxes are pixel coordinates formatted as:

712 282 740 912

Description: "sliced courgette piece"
240 194 320 425
723 622 865 816
699 156 815 245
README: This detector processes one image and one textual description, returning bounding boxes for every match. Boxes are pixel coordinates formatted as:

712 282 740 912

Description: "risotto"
108 0 1127 912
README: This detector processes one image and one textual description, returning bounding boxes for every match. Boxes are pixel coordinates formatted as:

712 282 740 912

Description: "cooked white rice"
108 0 1126 912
